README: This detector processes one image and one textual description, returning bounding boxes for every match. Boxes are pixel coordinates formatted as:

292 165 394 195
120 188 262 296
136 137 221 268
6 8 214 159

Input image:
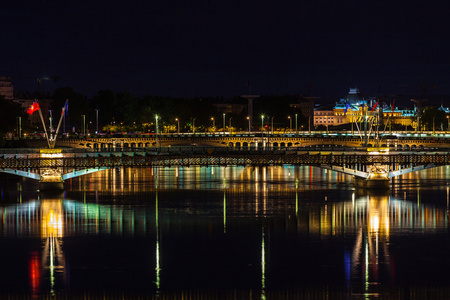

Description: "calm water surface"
0 165 449 299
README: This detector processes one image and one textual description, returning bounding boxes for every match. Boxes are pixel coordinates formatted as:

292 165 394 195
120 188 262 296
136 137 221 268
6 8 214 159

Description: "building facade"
0 77 14 99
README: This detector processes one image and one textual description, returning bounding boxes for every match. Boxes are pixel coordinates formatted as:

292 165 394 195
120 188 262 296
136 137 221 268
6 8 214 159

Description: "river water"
0 165 449 299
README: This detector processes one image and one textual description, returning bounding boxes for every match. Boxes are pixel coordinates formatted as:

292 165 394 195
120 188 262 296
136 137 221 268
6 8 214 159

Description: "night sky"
2 0 450 100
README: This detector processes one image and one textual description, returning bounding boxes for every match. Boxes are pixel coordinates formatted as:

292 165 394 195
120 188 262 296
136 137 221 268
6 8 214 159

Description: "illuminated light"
41 153 63 158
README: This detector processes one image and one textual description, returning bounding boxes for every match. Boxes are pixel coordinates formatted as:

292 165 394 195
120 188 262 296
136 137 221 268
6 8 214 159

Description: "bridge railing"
0 148 41 154
59 145 447 155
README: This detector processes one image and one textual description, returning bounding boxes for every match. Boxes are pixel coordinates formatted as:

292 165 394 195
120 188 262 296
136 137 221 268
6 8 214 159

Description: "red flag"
391 100 395 112
27 101 40 115
371 102 378 112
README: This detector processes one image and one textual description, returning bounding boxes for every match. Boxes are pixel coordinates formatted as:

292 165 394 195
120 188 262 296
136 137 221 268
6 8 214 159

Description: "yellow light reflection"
41 202 63 238
370 214 379 233
261 228 266 300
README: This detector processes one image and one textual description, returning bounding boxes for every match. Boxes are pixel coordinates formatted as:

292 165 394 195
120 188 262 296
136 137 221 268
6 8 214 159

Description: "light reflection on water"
0 165 449 299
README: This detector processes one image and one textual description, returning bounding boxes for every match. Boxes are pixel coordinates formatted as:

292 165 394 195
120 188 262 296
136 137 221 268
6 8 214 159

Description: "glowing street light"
271 116 274 134
223 113 226 135
211 117 215 130
155 115 159 148
95 108 99 134
81 115 85 136
261 115 264 149
175 118 180 134
288 116 292 132
247 116 250 132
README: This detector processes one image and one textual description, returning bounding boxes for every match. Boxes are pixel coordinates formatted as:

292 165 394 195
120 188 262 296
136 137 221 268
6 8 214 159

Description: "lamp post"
229 117 232 134
433 116 435 134
247 116 250 132
95 108 99 134
271 117 274 135
447 116 449 131
211 117 215 132
175 118 180 134
81 115 86 136
288 116 292 132
155 115 159 148
17 116 21 138
308 116 311 134
261 115 264 149
192 118 196 134
223 113 226 135
295 113 298 136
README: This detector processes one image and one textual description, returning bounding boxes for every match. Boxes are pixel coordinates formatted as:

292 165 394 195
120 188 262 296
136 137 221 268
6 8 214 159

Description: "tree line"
6 87 307 136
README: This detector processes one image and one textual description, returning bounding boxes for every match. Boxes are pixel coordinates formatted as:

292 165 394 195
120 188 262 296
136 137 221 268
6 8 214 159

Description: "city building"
332 87 419 129
0 77 14 99
314 105 346 127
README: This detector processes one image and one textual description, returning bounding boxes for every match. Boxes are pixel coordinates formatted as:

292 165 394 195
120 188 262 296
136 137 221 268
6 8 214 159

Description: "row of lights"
153 113 300 133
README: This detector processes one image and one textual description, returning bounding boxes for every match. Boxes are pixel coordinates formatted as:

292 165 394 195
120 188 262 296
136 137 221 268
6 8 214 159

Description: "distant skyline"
2 1 450 100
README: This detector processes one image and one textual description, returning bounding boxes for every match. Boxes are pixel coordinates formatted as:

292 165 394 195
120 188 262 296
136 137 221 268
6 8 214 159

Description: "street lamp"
309 116 311 134
447 115 449 131
295 114 298 136
261 115 264 149
247 116 250 132
271 117 274 135
192 118 196 134
17 116 21 138
175 118 180 134
223 113 226 135
95 108 99 134
81 115 86 136
211 117 215 131
229 117 232 134
288 116 292 132
155 115 159 148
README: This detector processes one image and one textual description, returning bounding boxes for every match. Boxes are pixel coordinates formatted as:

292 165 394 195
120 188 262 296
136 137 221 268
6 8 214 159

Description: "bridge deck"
0 147 449 169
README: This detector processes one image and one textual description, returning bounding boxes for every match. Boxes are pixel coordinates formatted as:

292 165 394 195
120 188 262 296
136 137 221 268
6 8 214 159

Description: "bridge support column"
39 168 64 191
354 164 390 190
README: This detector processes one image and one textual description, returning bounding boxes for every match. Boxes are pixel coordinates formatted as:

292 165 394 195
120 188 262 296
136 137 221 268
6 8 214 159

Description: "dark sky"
1 0 450 100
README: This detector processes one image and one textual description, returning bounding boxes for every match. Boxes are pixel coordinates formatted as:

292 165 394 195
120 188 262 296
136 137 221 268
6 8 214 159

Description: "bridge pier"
39 167 64 191
40 180 64 191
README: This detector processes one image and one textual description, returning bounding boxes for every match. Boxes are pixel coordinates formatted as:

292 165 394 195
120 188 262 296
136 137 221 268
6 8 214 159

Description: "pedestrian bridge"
0 146 449 190
17 132 450 150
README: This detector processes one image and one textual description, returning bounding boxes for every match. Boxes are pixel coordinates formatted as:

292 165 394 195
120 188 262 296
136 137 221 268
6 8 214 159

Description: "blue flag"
344 102 351 114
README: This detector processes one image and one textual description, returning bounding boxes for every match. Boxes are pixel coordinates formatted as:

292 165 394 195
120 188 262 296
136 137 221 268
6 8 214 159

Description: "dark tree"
0 96 27 144
421 107 446 131
52 87 88 132
90 90 117 129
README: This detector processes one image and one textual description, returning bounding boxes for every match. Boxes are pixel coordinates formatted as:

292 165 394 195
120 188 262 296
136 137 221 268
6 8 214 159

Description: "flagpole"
53 101 67 141
37 105 51 149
